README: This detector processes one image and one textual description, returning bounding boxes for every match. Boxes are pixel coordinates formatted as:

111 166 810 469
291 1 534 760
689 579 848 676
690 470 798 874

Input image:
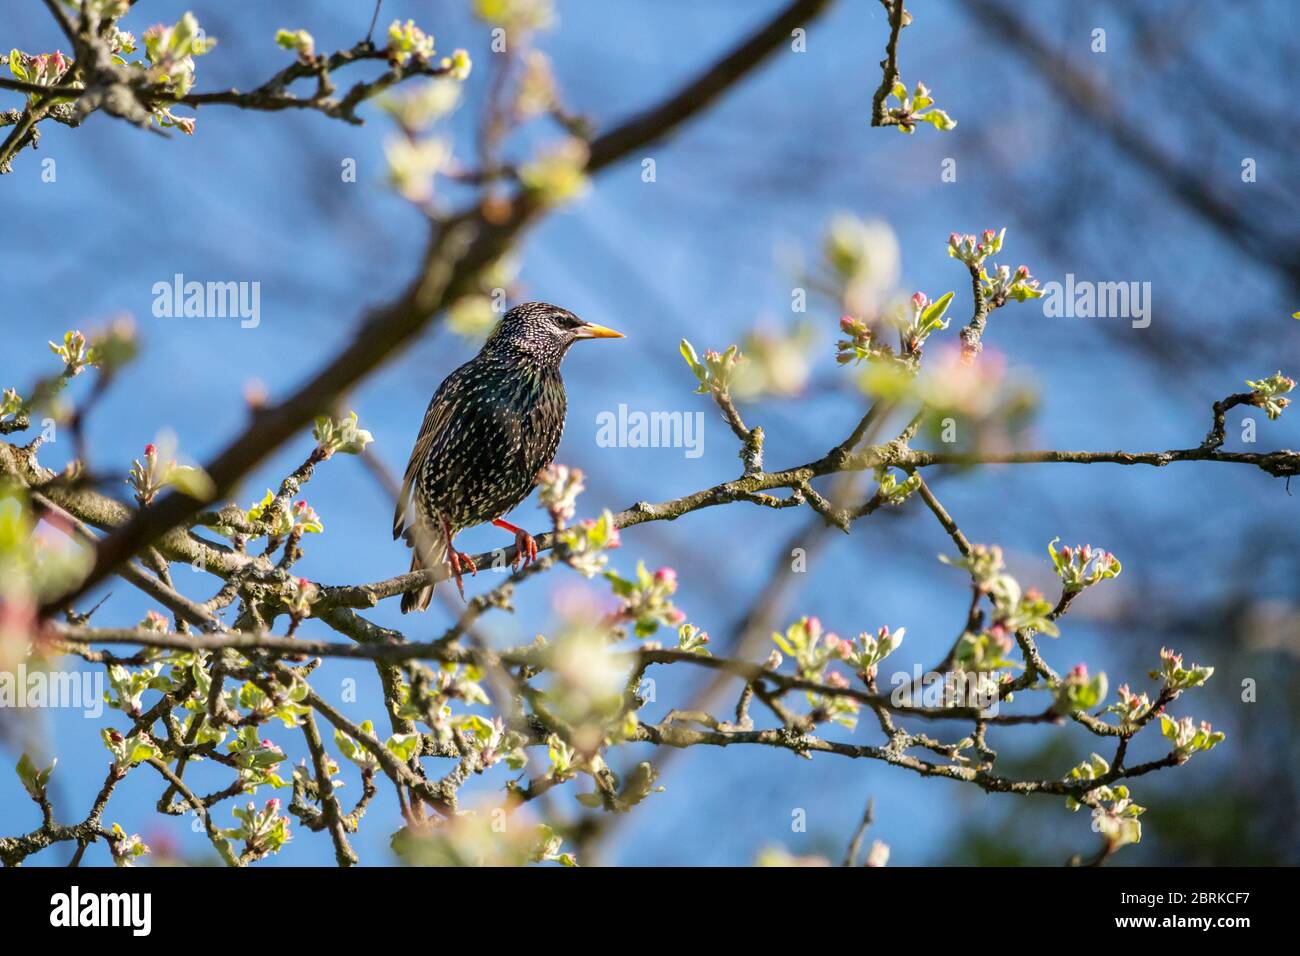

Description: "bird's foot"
447 549 478 601
492 518 538 570
512 529 539 570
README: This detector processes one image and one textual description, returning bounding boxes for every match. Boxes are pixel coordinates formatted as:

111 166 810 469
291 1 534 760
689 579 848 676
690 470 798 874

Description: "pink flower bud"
839 314 857 334
144 443 157 457
654 567 677 586
668 609 687 624
1070 663 1088 678
982 229 995 242
911 291 929 310
948 232 960 246
1016 265 1030 278
825 670 849 689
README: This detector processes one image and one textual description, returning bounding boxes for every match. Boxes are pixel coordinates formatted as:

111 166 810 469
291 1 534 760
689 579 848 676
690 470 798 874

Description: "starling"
394 301 623 611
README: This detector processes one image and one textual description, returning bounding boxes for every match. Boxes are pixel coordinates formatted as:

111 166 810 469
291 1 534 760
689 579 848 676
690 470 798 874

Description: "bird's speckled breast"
417 353 567 530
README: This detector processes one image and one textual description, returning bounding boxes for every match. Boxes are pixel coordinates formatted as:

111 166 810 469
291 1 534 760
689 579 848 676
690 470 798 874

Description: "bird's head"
483 301 623 364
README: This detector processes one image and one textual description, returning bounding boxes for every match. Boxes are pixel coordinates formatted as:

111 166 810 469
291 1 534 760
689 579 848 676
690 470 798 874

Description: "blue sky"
3 1 1297 865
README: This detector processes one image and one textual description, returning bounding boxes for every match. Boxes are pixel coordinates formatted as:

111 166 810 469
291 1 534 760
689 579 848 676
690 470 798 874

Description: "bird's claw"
447 549 478 601
512 530 539 570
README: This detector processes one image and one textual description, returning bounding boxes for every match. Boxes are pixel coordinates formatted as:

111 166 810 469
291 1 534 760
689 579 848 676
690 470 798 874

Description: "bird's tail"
400 551 433 614
400 525 446 614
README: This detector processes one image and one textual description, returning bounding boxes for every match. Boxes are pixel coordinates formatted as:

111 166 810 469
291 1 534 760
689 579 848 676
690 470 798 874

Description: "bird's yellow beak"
574 322 624 340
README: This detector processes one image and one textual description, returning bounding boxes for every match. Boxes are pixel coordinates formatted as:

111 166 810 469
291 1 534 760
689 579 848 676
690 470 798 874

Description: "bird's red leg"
492 518 538 570
440 516 477 600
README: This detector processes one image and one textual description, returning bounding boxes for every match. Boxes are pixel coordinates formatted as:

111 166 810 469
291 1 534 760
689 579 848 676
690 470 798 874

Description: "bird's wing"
393 388 456 541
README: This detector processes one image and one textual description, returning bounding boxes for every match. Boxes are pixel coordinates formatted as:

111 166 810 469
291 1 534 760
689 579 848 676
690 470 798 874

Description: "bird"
394 301 623 612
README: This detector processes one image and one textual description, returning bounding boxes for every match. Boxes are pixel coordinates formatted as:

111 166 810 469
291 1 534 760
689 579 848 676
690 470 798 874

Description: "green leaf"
921 109 957 131
1008 283 1045 301
16 753 54 801
128 741 158 766
679 338 706 383
164 464 216 501
919 290 954 331
386 732 421 762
